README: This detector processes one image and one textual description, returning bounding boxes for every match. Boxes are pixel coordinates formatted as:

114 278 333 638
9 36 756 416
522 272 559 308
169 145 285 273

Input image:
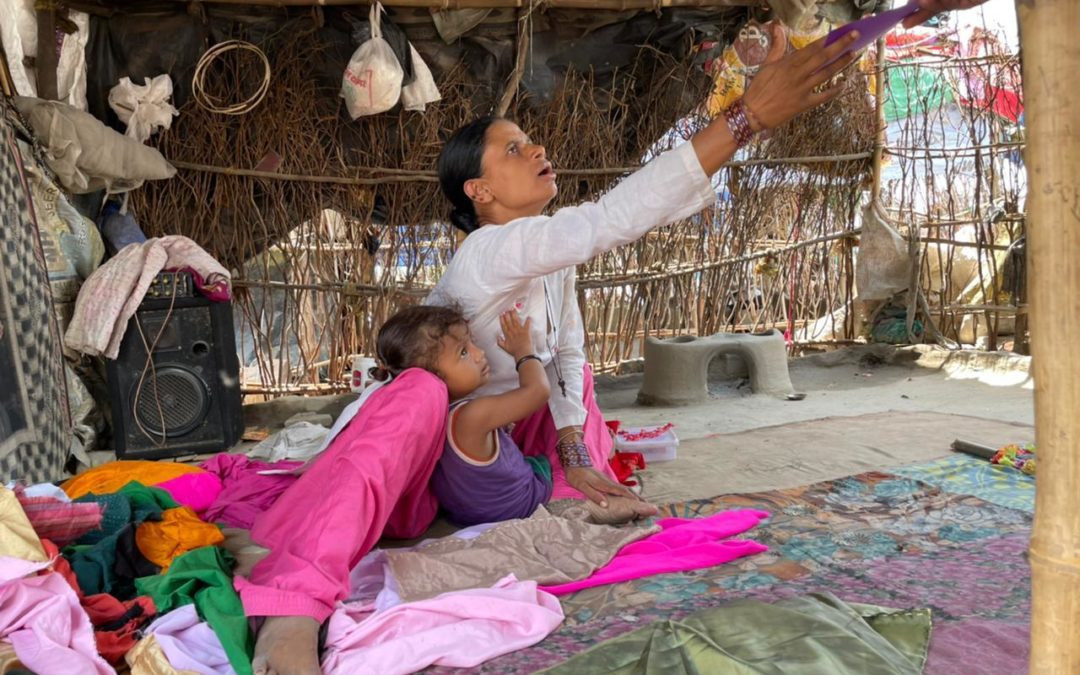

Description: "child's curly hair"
371 304 467 381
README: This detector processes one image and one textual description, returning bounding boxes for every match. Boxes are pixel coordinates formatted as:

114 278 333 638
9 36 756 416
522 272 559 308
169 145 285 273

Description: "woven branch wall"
131 24 1025 395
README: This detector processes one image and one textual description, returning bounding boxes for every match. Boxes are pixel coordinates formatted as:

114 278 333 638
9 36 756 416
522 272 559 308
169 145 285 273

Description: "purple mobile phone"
818 0 922 70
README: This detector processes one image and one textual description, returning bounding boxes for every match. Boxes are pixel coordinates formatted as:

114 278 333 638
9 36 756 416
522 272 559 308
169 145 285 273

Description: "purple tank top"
430 403 552 527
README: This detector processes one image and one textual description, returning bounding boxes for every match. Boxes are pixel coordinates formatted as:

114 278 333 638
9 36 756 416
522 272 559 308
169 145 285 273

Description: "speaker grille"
131 366 210 438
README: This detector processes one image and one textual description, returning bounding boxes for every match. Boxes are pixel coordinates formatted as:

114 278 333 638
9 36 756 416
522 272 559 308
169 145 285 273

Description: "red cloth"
510 365 621 500
39 539 157 664
39 539 82 595
237 368 448 622
610 452 646 487
14 486 103 546
82 594 156 664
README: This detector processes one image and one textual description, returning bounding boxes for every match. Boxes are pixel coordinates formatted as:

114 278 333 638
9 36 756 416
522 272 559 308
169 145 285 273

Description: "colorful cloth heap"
991 443 1036 475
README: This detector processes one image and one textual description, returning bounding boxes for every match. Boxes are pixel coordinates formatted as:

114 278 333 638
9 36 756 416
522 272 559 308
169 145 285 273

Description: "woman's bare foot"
251 615 322 675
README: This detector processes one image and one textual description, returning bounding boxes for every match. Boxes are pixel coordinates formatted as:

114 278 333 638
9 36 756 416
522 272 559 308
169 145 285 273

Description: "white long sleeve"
426 141 715 429
545 266 587 427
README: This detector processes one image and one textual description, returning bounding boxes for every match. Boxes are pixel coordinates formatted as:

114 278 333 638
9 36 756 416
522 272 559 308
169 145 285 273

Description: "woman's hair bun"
449 208 480 234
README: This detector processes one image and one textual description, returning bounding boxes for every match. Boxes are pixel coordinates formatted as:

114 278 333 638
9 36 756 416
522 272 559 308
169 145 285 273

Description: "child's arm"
456 311 549 437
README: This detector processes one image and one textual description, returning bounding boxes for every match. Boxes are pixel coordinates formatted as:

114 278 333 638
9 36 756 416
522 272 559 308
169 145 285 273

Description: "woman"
247 2 987 671
423 24 853 517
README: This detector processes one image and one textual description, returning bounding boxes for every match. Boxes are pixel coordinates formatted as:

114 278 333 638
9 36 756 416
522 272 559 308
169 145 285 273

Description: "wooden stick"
232 278 431 298
35 9 58 100
577 229 859 288
169 159 439 184
495 7 530 117
0 42 15 97
870 37 887 200
1020 0 1080 671
169 151 875 184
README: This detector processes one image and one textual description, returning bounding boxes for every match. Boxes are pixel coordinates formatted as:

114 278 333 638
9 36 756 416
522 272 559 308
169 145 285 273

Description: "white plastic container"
351 356 377 393
614 426 679 463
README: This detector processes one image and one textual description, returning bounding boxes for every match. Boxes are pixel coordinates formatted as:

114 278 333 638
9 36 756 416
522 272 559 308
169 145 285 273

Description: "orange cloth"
135 507 224 572
62 461 204 499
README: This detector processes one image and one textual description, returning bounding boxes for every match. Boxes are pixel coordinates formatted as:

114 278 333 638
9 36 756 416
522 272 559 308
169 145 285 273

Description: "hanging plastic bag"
341 2 403 118
400 44 441 112
108 74 179 142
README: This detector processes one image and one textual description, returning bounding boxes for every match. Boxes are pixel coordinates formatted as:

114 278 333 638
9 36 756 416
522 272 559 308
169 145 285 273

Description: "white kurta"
426 141 715 429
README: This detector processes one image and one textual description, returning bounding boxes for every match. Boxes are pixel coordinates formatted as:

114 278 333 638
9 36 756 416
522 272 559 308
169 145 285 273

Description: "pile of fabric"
0 458 302 674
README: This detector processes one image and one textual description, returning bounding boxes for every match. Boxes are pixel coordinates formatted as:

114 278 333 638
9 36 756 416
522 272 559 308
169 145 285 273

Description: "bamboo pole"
495 7 530 117
1020 0 1080 672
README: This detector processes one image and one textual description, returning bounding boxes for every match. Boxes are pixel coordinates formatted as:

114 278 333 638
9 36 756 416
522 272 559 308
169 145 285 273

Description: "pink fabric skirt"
510 365 619 501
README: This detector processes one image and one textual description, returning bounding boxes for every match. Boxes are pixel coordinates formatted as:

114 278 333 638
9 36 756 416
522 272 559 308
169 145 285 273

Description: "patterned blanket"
439 464 1033 674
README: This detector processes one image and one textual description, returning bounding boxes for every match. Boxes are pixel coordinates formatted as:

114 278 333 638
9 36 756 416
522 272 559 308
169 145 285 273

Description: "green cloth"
884 61 955 122
66 524 159 598
541 593 931 675
116 480 180 521
525 455 553 485
135 546 253 675
65 481 178 597
73 481 178 546
72 493 130 545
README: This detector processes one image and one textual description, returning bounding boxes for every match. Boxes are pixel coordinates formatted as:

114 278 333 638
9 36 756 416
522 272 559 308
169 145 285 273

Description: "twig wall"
130 22 1024 394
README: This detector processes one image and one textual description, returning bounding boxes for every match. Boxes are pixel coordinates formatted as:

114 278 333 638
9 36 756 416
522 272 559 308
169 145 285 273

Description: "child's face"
434 323 490 400
471 120 558 216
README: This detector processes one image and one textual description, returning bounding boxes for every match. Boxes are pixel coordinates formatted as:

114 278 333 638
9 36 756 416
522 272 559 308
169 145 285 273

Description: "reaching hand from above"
903 0 991 29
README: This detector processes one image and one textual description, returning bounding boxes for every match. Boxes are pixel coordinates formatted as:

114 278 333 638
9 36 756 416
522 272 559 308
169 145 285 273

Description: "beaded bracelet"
515 354 541 371
556 439 593 469
724 99 758 148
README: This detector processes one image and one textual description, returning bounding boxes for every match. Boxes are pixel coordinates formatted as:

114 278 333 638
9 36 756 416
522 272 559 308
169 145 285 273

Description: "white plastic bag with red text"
341 2 403 118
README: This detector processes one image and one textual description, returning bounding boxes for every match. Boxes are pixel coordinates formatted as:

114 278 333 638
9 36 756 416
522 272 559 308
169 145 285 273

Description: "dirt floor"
597 344 1033 440
235 343 1035 510
597 344 1034 504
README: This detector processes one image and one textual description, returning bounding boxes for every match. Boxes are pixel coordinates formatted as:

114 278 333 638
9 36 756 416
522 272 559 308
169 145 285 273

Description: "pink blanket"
321 575 563 675
0 557 114 675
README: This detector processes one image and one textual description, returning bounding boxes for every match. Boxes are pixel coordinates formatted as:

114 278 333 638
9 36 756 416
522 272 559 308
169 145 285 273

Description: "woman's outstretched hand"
741 24 861 132
691 24 861 175
903 0 990 29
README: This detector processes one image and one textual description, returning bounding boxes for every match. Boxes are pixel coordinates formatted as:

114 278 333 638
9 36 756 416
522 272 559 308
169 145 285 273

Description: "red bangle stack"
724 99 758 148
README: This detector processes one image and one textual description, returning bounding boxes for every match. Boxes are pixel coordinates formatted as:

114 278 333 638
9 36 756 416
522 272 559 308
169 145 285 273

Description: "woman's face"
471 120 558 216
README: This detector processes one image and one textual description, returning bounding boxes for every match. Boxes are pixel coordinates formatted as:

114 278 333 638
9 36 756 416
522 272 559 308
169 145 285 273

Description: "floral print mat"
437 467 1032 674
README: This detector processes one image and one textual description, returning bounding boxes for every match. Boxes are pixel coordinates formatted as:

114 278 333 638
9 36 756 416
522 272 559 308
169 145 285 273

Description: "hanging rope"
192 40 271 115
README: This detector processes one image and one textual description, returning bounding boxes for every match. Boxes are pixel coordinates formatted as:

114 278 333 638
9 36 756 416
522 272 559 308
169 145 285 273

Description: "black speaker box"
106 281 242 459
